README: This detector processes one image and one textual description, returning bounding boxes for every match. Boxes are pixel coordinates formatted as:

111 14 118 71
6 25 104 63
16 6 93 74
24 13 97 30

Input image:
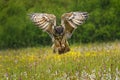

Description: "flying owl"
29 11 88 54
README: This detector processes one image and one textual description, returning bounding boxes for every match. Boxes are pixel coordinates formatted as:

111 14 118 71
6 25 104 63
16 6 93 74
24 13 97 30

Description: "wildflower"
0 56 2 59
28 55 37 62
85 52 91 57
0 64 2 67
55 55 61 61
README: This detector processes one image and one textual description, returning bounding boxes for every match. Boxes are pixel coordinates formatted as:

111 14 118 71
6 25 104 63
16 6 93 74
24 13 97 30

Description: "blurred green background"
0 0 120 49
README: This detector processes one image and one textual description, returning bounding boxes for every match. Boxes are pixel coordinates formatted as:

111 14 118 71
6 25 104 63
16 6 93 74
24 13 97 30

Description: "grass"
0 42 120 80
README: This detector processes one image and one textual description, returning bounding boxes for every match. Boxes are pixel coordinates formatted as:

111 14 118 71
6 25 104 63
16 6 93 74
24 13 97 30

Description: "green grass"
0 42 120 80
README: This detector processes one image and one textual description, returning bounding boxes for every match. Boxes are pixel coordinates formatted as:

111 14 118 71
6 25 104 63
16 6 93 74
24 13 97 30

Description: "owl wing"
29 13 56 38
61 11 88 39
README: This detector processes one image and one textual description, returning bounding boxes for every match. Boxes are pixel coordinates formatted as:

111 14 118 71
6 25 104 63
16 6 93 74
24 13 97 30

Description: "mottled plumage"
29 11 88 54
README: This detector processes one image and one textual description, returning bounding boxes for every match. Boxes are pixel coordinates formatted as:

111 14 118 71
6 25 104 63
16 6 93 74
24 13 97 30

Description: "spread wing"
61 12 88 39
29 13 56 38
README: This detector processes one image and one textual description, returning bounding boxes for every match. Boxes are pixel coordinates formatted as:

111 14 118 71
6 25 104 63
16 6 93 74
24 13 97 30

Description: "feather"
67 21 77 29
29 13 56 39
72 19 81 25
41 22 49 30
61 11 88 39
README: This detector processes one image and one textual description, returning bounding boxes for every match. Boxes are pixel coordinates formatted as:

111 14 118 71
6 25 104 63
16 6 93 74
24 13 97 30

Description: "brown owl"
29 11 88 54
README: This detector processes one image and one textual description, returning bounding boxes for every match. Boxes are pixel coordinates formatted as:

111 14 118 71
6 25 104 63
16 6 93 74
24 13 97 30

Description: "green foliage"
0 0 120 48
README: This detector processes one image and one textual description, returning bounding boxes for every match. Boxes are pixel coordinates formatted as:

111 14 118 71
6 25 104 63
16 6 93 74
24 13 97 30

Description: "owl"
29 11 88 54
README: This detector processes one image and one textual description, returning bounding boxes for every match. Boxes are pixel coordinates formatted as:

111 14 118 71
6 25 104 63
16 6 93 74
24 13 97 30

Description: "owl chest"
53 35 66 47
54 36 63 43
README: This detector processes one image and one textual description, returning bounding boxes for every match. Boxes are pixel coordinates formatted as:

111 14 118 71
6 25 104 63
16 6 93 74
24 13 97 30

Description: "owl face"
54 26 64 36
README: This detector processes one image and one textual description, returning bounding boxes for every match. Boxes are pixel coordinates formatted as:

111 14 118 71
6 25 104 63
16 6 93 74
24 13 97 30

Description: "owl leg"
58 46 70 54
53 49 56 53
58 42 70 54
58 47 65 54
52 42 61 54
52 44 57 53
64 41 70 53
65 46 70 52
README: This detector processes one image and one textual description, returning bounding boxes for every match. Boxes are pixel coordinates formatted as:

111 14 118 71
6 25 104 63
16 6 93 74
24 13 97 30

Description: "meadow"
0 41 120 80
0 0 120 80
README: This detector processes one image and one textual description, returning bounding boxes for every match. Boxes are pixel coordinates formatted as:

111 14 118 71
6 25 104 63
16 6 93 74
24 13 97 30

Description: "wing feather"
29 13 56 38
61 11 88 39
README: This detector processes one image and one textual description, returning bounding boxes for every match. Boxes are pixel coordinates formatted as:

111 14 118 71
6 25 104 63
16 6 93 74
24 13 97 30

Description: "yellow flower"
85 52 91 57
54 54 61 61
28 55 37 62
91 52 97 56
45 50 82 62
0 56 2 59
0 65 2 67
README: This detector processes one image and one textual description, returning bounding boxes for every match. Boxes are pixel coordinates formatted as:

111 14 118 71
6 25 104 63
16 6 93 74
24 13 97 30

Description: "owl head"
54 26 64 36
